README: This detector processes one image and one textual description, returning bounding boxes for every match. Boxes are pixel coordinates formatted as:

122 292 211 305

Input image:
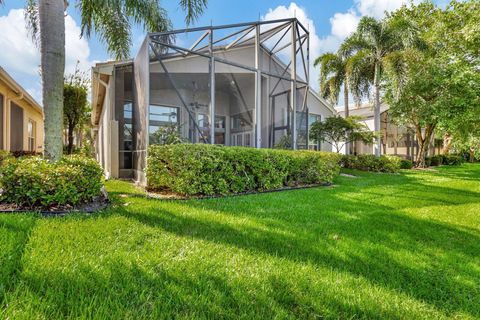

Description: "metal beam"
149 43 208 143
291 20 297 150
150 38 308 85
255 24 262 148
209 28 215 145
225 26 255 50
189 30 210 52
148 18 296 37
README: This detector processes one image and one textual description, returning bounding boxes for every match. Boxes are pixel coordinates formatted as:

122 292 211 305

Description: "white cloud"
330 10 360 39
261 3 322 89
0 8 93 99
354 0 419 19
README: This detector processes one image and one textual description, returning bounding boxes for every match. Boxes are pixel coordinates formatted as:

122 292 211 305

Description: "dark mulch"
0 194 109 216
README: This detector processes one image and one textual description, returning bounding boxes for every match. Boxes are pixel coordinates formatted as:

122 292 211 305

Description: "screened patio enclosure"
92 18 335 183
135 18 311 151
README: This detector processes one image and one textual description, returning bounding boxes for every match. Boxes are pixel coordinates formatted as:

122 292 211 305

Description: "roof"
337 103 389 119
0 66 43 114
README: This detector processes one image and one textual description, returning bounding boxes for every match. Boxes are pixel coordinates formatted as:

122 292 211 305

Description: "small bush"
146 144 341 196
340 154 401 173
443 154 464 165
429 155 444 166
400 159 414 169
10 150 39 158
0 155 104 208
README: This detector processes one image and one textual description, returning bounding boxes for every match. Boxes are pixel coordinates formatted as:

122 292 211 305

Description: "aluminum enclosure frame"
148 18 310 149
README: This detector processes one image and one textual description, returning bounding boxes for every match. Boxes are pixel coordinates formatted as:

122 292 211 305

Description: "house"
338 103 442 159
91 19 336 184
0 67 43 153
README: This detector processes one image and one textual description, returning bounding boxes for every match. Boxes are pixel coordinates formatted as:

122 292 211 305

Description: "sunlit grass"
1 164 479 319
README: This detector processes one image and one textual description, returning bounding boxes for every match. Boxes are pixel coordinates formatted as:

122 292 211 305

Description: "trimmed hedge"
425 154 465 167
0 155 104 208
400 159 414 169
146 144 341 196
340 154 402 173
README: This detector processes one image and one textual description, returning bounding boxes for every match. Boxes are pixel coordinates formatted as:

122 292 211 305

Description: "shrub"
0 150 12 166
399 159 414 169
429 155 444 166
146 144 341 196
10 150 39 158
443 154 464 165
340 154 401 173
0 155 104 208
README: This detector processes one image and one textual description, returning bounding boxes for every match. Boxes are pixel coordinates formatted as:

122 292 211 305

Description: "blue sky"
0 0 443 106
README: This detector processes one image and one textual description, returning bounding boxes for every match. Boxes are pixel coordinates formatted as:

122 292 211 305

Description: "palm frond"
78 0 206 60
178 0 208 25
24 0 39 46
346 49 374 105
314 52 345 105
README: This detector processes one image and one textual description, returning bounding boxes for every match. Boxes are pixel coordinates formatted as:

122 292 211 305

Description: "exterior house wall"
0 74 44 153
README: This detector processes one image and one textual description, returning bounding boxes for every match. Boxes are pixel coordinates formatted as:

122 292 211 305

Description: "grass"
1 164 479 319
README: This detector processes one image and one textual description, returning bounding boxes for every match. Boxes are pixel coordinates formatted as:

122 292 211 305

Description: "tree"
63 67 88 154
18 0 208 161
341 15 423 157
309 116 376 153
384 2 480 167
314 52 350 116
314 51 356 154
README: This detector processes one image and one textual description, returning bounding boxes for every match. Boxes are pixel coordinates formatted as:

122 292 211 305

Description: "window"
214 116 226 145
27 119 36 151
308 114 321 150
149 105 179 144
231 111 253 147
296 111 308 149
120 101 133 169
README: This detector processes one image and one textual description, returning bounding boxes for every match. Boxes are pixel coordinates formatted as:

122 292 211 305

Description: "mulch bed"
0 194 109 217
146 183 335 201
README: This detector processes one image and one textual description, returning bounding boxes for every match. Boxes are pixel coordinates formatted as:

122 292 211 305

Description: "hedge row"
426 154 464 166
146 144 341 196
340 154 402 173
0 155 104 208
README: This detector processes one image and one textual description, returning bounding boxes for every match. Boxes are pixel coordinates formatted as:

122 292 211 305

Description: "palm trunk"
343 81 350 154
39 0 65 161
373 62 381 157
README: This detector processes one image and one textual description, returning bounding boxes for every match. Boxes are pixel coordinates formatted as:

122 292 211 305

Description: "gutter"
0 67 43 114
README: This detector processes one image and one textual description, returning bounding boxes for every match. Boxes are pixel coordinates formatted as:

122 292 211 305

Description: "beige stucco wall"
0 80 44 153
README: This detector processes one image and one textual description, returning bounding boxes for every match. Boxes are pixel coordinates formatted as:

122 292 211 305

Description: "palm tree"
10 0 207 161
341 16 420 156
314 52 350 117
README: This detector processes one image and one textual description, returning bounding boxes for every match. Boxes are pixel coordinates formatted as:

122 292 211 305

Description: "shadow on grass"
0 214 37 305
16 257 413 319
105 167 480 318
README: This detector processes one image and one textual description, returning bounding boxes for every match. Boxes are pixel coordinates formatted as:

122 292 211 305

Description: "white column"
255 24 262 148
209 29 216 145
291 20 297 150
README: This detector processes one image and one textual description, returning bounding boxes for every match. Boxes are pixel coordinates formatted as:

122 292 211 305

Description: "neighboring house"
91 19 335 183
0 67 43 153
338 103 442 159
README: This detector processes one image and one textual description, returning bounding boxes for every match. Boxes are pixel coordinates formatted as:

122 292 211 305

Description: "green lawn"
1 164 479 319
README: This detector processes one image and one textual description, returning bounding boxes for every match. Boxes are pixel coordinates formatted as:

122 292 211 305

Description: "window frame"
27 118 36 152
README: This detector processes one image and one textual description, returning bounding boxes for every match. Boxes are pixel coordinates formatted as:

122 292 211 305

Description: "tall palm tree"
315 51 356 154
8 0 207 161
341 16 420 156
314 52 350 117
